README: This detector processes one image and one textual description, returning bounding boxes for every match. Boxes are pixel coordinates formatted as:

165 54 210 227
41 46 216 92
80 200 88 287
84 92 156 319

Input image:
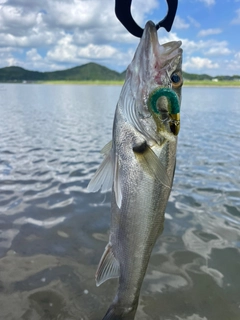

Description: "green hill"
0 66 45 81
0 63 123 82
182 71 212 81
45 63 122 81
0 63 239 82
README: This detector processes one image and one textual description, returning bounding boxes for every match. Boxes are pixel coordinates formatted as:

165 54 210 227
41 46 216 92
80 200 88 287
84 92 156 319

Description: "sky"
0 0 240 76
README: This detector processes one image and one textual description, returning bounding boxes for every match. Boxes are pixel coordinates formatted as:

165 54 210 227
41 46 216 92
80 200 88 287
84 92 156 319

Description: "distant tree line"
0 63 239 82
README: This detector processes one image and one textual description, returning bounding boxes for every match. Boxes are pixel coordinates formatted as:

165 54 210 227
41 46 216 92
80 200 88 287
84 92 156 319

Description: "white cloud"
223 52 240 73
79 44 117 60
0 53 21 68
183 51 240 76
205 47 231 56
0 0 160 70
26 48 42 61
44 1 109 29
198 0 215 6
46 35 79 63
0 5 41 36
235 51 240 60
158 32 230 58
183 57 219 70
0 0 237 75
174 16 190 29
5 56 19 66
231 9 240 24
47 41 118 63
187 16 201 28
183 39 230 58
45 29 135 69
198 28 222 37
47 39 134 68
128 0 159 26
0 0 146 49
0 30 56 48
0 45 23 68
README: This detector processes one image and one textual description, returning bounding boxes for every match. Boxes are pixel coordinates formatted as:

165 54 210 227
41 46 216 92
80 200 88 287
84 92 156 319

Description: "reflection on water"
0 84 239 320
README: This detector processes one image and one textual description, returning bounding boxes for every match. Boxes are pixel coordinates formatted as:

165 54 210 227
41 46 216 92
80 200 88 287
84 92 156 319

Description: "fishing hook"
115 0 178 38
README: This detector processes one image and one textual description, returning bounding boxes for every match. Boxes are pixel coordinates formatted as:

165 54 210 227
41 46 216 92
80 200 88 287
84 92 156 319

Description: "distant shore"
184 80 240 87
1 80 240 87
41 80 240 87
40 80 124 85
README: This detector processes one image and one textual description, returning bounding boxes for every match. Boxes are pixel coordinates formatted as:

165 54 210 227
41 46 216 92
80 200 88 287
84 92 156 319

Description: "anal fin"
96 243 120 287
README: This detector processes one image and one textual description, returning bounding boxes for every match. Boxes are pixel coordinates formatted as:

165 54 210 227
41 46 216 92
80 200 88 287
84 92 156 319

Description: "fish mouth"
139 20 182 76
140 20 159 57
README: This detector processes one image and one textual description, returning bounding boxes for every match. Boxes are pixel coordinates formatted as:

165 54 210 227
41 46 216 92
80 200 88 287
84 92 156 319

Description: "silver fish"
88 21 183 320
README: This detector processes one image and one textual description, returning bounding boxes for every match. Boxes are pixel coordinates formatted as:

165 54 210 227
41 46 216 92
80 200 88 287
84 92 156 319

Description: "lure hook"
115 0 178 38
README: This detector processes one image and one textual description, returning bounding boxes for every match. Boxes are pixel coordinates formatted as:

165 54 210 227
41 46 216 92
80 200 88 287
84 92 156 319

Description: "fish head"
122 20 183 138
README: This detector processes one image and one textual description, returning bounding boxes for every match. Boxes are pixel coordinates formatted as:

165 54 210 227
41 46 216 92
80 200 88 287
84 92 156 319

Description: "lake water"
0 84 239 320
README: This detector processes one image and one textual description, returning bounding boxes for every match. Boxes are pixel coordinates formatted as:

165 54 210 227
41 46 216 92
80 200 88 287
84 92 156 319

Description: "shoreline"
1 80 240 87
42 80 240 87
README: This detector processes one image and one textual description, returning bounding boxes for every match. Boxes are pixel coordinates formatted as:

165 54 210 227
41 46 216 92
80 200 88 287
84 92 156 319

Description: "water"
0 84 239 320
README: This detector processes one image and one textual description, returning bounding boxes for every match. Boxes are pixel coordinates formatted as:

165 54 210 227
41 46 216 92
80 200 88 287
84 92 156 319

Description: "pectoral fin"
87 151 113 193
134 145 171 188
95 243 120 287
101 140 112 155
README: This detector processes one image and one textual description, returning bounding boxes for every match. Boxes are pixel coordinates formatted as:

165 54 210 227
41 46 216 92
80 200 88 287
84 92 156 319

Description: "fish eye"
171 72 183 88
171 73 180 83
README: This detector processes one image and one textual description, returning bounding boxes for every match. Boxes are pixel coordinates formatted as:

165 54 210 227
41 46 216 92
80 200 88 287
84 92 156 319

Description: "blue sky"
0 0 239 76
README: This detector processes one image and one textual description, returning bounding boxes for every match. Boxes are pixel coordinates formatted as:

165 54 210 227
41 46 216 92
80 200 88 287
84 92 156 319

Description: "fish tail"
102 302 137 320
102 306 122 320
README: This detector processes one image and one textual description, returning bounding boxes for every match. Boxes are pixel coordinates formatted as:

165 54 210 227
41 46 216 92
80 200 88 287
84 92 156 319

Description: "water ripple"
0 85 239 319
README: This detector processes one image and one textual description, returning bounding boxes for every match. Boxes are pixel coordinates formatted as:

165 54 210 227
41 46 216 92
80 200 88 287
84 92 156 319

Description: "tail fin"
102 304 137 320
102 306 122 320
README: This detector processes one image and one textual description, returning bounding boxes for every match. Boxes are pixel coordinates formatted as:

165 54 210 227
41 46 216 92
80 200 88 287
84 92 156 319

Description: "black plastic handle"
115 0 178 38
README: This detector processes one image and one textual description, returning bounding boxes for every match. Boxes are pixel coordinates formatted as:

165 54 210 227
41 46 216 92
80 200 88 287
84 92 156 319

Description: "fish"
87 20 183 320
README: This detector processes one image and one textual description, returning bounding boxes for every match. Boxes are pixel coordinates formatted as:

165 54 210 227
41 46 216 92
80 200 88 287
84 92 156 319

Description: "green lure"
148 87 180 115
148 87 181 136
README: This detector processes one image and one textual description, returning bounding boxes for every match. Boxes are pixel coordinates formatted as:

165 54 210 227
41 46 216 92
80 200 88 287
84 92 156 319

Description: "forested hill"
0 63 239 82
0 63 125 82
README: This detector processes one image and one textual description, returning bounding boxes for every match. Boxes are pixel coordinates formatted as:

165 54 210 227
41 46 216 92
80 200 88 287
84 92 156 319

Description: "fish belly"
110 153 172 310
